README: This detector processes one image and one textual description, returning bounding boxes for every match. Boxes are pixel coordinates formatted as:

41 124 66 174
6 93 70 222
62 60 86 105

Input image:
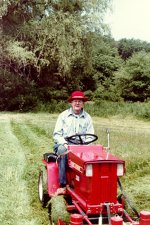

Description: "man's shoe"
55 187 66 196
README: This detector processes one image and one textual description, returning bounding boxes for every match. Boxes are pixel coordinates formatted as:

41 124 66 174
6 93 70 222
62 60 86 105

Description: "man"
53 91 94 195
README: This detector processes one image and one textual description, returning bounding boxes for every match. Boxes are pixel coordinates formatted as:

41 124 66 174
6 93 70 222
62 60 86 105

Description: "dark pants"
54 144 68 187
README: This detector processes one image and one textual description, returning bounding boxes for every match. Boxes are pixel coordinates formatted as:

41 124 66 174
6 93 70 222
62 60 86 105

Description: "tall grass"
86 100 150 120
35 100 150 121
0 113 149 225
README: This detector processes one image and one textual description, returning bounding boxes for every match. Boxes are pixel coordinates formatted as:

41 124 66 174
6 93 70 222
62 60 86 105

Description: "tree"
117 38 150 61
115 51 150 101
1 0 111 76
91 35 123 101
0 0 112 110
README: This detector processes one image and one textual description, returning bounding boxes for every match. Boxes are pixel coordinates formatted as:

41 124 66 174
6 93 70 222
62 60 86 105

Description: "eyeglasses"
72 100 84 104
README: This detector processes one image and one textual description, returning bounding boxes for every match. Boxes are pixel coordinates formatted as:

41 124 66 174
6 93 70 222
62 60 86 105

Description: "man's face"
71 99 84 114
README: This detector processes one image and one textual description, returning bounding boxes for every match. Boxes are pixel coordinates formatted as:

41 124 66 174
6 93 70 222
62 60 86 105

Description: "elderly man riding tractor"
38 91 150 225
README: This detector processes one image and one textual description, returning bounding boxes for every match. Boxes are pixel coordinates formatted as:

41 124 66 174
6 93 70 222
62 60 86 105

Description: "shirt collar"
68 107 85 118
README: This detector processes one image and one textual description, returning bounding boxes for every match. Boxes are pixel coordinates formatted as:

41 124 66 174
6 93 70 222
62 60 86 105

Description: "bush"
0 69 37 111
85 100 150 120
8 95 39 112
116 51 150 101
93 82 122 102
34 100 69 113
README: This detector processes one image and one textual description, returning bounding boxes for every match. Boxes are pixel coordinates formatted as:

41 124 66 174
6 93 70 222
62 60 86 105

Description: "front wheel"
38 168 50 207
48 196 70 225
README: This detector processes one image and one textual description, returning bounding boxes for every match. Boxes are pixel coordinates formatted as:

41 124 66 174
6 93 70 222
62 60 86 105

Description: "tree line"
0 0 150 111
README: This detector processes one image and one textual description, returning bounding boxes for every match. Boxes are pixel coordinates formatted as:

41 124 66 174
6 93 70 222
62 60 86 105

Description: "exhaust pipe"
105 128 110 159
106 128 110 150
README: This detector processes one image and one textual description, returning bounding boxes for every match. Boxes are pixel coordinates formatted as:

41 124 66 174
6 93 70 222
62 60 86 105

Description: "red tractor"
38 132 150 225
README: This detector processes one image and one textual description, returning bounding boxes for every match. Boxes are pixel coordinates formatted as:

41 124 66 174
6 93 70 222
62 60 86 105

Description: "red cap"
68 91 88 103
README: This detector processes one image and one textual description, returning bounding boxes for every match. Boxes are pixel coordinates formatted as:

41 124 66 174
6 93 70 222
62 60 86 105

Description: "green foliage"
1 0 150 107
91 35 123 101
116 51 150 101
117 38 150 60
34 11 84 75
85 100 150 120
37 87 68 102
33 100 150 121
6 41 37 66
0 0 9 16
93 81 122 101
1 0 111 77
49 0 83 12
1 0 114 109
92 36 122 76
82 0 111 33
34 100 69 113
0 69 37 111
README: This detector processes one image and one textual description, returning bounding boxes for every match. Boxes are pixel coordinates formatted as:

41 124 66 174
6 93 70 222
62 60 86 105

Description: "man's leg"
54 144 68 188
58 154 68 187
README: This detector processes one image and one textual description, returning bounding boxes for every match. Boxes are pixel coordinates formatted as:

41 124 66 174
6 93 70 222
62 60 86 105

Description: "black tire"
38 167 50 207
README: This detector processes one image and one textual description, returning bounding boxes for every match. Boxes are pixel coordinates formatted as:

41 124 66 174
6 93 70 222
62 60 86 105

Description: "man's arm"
53 114 67 145
86 114 94 134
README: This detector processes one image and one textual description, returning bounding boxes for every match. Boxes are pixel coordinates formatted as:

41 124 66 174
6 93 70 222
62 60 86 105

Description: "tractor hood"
68 145 124 163
68 145 125 174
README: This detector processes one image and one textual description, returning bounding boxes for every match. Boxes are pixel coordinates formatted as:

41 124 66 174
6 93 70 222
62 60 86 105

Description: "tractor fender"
47 162 59 196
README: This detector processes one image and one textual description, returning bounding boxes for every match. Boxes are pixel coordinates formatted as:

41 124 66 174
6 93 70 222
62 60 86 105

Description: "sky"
105 0 150 43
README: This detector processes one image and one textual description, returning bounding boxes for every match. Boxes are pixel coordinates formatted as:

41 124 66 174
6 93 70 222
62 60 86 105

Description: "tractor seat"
43 153 58 162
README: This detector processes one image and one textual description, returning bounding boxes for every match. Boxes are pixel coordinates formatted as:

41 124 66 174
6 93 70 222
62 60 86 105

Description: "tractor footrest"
43 153 58 162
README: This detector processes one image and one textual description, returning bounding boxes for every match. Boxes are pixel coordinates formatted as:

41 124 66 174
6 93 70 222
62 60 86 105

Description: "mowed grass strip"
0 117 38 225
10 115 53 225
0 112 150 225
0 113 53 225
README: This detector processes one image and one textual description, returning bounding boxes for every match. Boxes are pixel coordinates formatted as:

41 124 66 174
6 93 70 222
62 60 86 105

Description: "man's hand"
64 143 68 149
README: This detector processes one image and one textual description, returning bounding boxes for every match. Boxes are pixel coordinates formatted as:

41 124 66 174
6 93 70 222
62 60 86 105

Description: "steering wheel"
65 133 98 145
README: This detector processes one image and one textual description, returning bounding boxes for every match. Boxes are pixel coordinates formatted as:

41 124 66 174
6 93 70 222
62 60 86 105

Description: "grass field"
0 112 150 225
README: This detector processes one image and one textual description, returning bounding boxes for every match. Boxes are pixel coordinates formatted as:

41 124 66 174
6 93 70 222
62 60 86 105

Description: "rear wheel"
38 167 50 207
